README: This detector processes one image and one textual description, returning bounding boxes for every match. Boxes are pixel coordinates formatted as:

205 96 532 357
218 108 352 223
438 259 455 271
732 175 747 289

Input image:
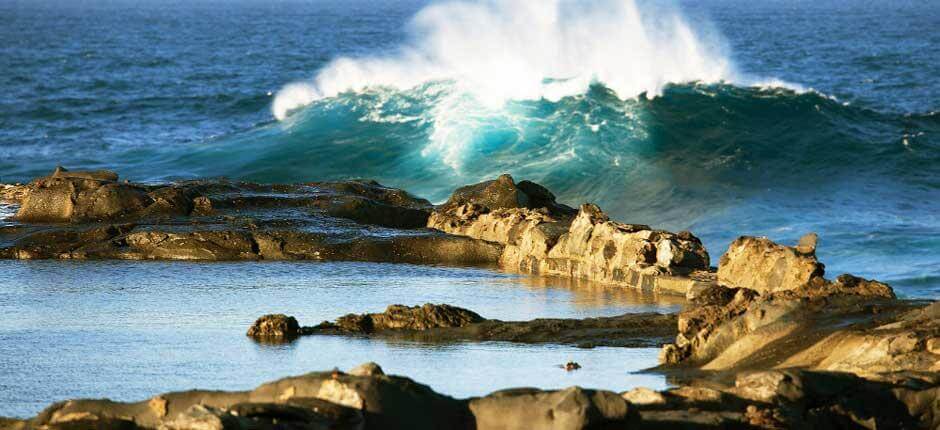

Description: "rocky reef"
0 167 501 265
247 303 677 348
4 362 937 429
2 168 938 429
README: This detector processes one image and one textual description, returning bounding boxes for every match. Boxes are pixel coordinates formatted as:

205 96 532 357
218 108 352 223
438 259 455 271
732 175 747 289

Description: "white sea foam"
272 0 746 121
272 0 802 171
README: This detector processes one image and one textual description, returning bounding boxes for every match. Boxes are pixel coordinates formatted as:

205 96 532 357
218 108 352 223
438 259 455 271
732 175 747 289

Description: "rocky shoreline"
1 167 938 429
246 304 678 349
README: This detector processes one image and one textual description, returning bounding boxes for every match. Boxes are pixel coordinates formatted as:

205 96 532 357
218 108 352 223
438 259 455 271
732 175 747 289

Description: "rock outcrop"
5 364 938 429
428 175 713 295
320 304 484 333
254 304 677 349
247 314 301 339
659 235 937 380
15 167 151 223
0 168 502 265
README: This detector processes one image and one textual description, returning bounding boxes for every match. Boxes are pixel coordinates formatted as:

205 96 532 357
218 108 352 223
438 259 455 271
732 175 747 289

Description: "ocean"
0 0 938 417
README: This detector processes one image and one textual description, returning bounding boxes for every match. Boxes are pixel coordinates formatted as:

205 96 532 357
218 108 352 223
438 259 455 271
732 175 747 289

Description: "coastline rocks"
15 167 152 223
468 387 631 430
717 234 825 295
659 235 932 378
259 305 677 349
6 365 938 430
429 175 712 295
319 304 485 334
438 173 576 217
247 314 301 339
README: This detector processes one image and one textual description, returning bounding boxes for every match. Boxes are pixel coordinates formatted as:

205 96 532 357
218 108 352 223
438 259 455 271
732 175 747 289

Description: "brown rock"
14 167 152 223
470 387 631 430
247 314 300 338
718 235 825 294
328 304 484 334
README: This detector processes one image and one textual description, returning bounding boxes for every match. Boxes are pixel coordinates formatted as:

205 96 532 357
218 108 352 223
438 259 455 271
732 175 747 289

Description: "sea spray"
273 0 737 121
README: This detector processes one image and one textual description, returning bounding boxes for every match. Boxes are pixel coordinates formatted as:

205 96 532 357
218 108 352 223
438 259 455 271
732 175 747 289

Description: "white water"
272 0 737 121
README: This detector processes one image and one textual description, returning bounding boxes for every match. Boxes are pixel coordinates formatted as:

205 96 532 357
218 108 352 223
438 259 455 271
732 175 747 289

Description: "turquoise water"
0 260 677 417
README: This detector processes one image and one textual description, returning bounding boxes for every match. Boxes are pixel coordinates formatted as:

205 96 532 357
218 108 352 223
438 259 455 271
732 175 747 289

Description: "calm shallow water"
0 260 678 418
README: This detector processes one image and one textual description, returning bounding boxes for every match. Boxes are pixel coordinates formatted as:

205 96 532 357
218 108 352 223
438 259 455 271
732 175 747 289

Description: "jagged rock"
247 314 301 339
469 387 632 430
8 365 939 430
15 167 152 223
291 305 676 348
438 174 575 217
659 236 933 378
718 235 826 295
429 176 713 296
317 304 484 334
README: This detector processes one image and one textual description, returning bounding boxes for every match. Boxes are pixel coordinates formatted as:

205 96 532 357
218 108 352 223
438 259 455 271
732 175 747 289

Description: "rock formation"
428 175 713 295
4 363 937 429
659 234 938 380
246 314 301 339
254 304 677 348
0 168 501 264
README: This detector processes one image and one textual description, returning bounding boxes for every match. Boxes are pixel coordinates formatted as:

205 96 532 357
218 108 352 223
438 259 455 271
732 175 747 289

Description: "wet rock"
717 235 825 295
15 167 152 223
316 304 484 334
438 173 575 217
469 387 632 430
0 183 29 204
247 314 301 339
297 305 677 348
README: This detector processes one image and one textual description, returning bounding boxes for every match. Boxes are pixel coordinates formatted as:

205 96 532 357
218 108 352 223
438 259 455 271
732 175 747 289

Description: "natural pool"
0 260 682 418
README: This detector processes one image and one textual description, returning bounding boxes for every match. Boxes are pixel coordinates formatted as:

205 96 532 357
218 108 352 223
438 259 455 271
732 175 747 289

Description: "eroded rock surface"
314 304 485 333
660 235 937 381
259 304 677 348
428 175 714 296
0 168 502 265
5 364 937 429
247 314 301 339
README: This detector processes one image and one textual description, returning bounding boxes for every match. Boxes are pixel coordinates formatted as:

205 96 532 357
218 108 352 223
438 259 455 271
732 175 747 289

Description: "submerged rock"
429 175 713 296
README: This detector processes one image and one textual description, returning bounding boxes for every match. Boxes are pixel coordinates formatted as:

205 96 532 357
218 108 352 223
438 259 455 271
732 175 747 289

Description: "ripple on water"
0 260 678 418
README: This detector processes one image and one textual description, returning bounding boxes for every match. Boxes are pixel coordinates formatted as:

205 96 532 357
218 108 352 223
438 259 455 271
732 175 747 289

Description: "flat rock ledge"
0 168 501 265
4 363 938 429
248 303 678 348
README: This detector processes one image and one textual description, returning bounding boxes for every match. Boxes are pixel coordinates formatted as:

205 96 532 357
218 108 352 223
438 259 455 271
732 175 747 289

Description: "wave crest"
272 0 743 121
